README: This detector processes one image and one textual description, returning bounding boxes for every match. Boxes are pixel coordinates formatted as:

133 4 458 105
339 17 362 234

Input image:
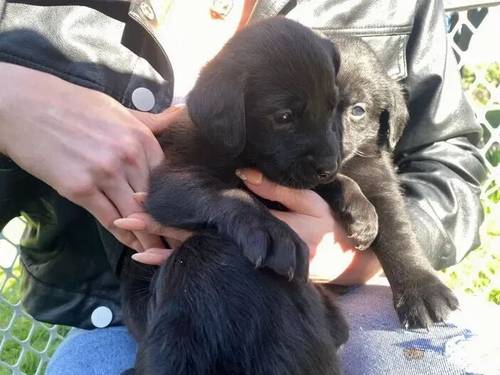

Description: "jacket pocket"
315 26 411 81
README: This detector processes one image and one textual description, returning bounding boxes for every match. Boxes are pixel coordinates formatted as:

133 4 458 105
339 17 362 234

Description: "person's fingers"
129 105 187 135
114 213 193 242
236 168 330 217
268 208 356 258
114 217 147 231
130 105 189 168
131 248 174 265
124 150 150 194
143 136 165 171
133 192 148 206
165 237 183 249
102 178 165 250
79 191 143 252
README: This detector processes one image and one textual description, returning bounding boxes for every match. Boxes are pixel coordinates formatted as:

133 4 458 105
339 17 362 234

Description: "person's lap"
46 325 136 375
46 280 500 375
337 279 499 375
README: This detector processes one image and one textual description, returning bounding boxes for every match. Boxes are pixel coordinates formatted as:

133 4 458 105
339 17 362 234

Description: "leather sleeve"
394 0 487 269
0 0 172 229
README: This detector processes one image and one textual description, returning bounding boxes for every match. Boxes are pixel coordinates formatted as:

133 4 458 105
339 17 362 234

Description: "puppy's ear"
379 85 408 150
320 38 341 76
187 62 246 155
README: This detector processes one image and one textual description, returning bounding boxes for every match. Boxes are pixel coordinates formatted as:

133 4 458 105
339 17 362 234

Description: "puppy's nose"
316 169 335 182
315 159 338 182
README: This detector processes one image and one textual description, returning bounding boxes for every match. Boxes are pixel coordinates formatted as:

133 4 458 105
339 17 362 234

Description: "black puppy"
317 35 459 328
120 17 349 375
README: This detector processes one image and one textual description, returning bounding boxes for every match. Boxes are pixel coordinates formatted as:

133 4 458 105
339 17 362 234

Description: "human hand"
115 168 381 282
236 168 382 285
0 63 183 251
114 193 193 264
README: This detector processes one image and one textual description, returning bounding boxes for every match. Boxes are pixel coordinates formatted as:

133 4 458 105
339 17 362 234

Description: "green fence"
1 2 500 374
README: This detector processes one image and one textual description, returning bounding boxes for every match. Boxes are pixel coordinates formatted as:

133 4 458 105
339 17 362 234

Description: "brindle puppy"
317 35 459 328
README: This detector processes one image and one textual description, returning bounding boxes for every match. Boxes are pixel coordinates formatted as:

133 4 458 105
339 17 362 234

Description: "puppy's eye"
273 109 294 124
350 104 366 118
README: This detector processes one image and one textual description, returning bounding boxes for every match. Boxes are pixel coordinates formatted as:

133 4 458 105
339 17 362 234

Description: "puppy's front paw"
393 272 459 329
234 215 309 281
345 198 378 251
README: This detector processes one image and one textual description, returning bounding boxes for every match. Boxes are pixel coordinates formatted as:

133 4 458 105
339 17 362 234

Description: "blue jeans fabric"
46 282 500 375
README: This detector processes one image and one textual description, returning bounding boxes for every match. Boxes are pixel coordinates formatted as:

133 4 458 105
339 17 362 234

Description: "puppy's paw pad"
345 199 378 251
348 221 378 251
394 274 459 329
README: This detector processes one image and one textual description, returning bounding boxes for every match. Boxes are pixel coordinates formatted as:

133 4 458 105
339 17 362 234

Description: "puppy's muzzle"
314 157 339 183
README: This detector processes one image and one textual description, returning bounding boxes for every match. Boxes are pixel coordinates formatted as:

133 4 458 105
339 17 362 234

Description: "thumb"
130 104 188 135
236 168 330 217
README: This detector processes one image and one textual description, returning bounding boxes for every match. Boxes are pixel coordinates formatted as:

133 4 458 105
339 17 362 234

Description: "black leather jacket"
0 0 487 329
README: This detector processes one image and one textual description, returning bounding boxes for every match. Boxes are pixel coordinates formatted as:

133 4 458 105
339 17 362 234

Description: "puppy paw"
393 272 459 329
345 198 378 251
234 215 309 282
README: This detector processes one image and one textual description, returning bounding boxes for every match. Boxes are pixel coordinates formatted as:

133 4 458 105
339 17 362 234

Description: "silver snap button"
91 306 113 328
139 2 156 21
132 87 156 112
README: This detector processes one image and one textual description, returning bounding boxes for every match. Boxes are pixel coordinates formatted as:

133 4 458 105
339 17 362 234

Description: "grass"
0 220 73 375
442 194 500 304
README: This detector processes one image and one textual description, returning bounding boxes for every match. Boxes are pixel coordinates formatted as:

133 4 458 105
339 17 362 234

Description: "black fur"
120 17 459 375
146 17 344 282
121 17 348 375
121 236 347 375
319 36 459 328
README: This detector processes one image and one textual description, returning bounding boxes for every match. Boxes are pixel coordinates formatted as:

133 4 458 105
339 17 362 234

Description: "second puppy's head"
188 17 342 189
333 36 408 161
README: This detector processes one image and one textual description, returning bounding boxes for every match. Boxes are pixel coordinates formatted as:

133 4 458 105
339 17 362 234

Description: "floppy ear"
187 62 246 155
320 38 341 76
379 84 409 150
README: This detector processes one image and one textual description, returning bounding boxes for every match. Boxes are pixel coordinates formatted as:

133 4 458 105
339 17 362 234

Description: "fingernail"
146 247 174 254
114 218 146 231
113 218 126 227
235 169 262 185
133 192 147 206
131 241 144 252
131 253 149 263
235 169 247 181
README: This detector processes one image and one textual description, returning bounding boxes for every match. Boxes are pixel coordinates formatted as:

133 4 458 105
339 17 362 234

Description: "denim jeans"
46 280 500 375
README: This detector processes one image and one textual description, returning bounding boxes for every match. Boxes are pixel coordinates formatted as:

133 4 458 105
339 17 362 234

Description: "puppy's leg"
134 234 342 375
316 174 379 251
342 156 459 329
146 165 309 281
315 284 349 348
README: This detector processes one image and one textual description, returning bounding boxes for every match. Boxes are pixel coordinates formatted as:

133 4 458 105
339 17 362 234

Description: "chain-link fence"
1 2 500 374
446 1 500 198
0 218 70 375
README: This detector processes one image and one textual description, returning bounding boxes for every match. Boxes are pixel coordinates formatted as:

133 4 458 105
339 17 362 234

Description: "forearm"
0 62 33 156
398 138 486 269
394 0 487 269
0 62 12 155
